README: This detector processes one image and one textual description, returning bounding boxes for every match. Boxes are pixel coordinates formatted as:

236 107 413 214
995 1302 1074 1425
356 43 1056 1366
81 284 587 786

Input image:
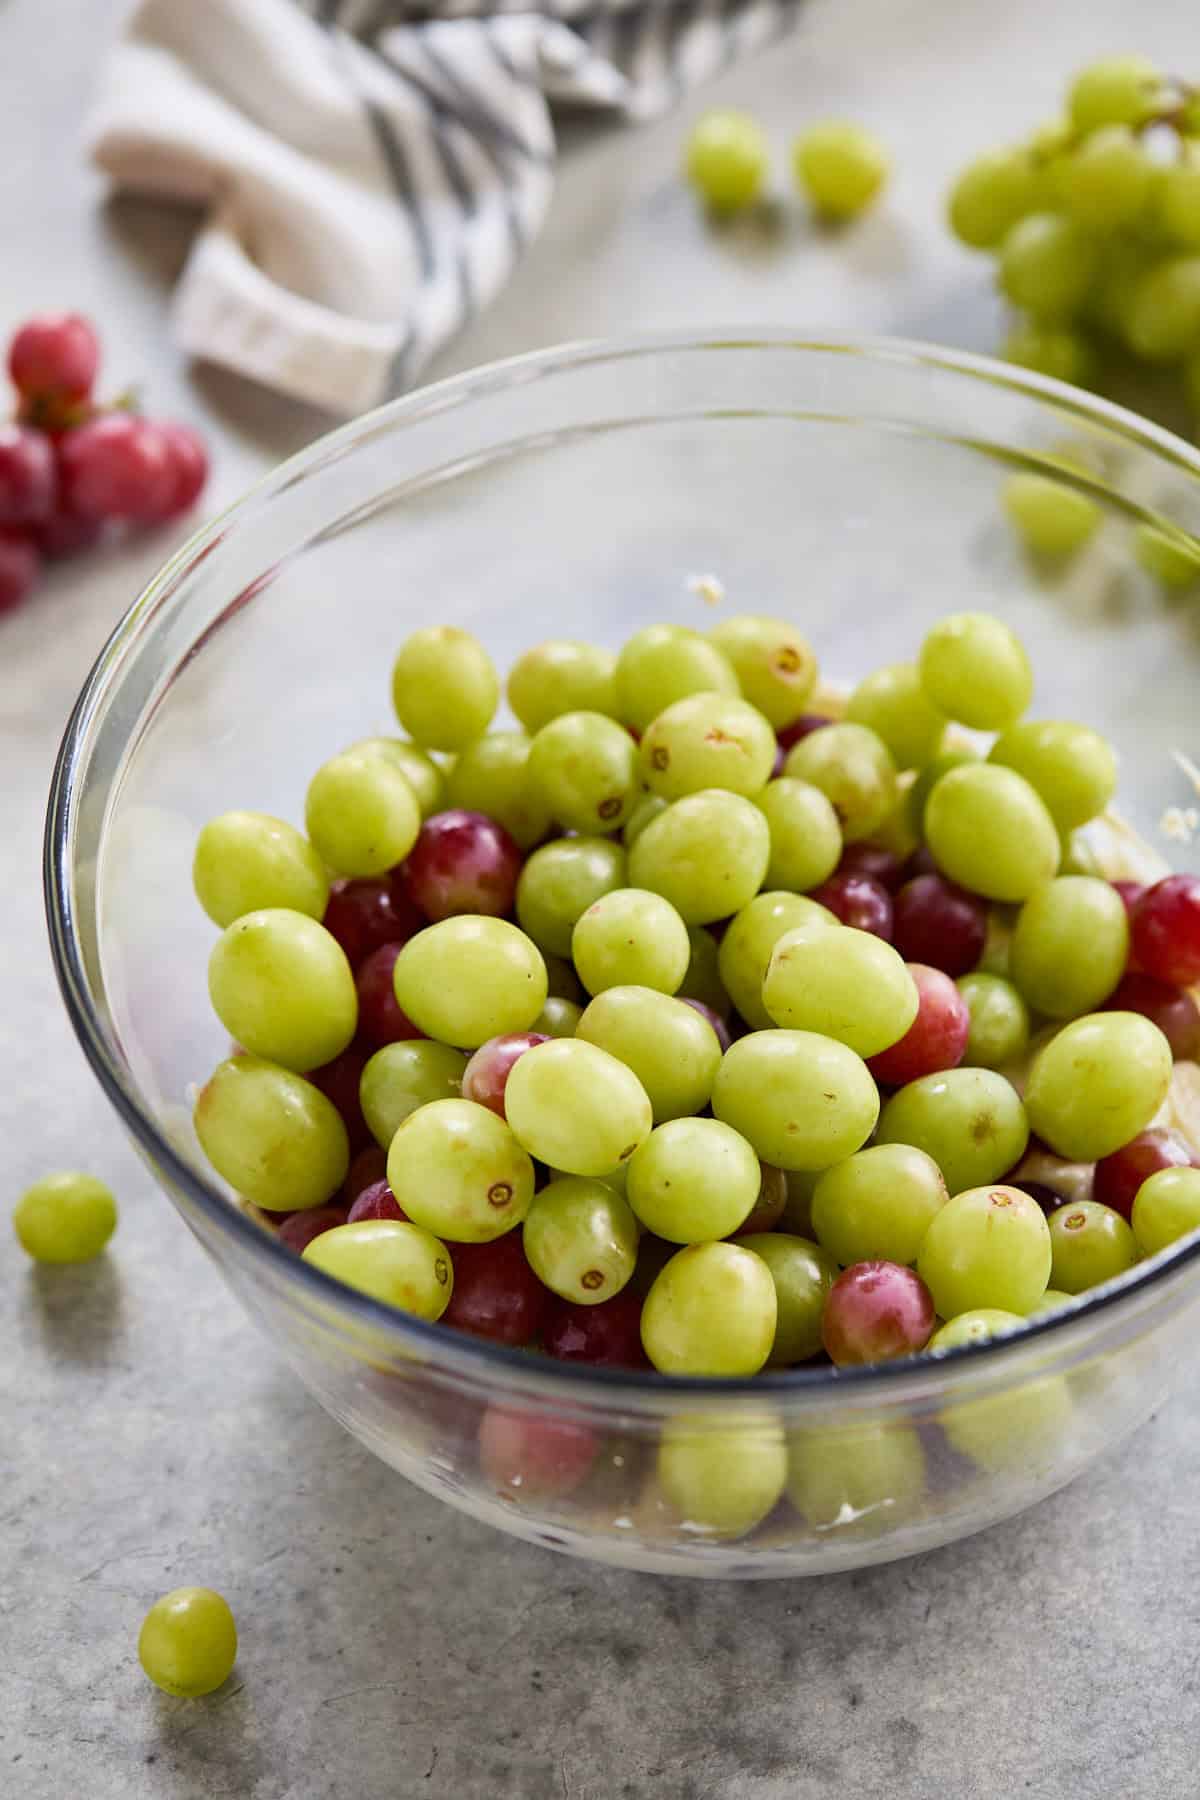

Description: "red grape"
478 1406 597 1500
444 1235 547 1346
462 1032 549 1118
904 845 940 881
308 1044 371 1152
770 742 786 779
404 809 522 921
355 942 425 1047
0 425 55 526
679 996 732 1051
155 421 209 516
892 873 988 977
542 1290 648 1367
1131 876 1200 986
1093 1129 1197 1222
347 1180 406 1223
8 312 99 405
777 714 834 751
1102 971 1200 1061
37 506 104 559
837 842 905 891
868 963 970 1085
323 877 423 969
341 1145 388 1208
807 870 893 940
58 414 174 522
732 1162 787 1236
1111 879 1146 919
822 1261 935 1366
1013 1181 1065 1217
0 530 40 612
276 1205 348 1254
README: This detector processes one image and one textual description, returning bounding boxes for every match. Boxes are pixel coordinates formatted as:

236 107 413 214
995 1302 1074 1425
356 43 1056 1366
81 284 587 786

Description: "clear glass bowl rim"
43 326 1200 1405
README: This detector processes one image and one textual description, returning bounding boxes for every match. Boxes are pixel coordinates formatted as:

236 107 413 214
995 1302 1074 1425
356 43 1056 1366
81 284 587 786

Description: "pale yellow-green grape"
1047 1199 1139 1293
1068 54 1163 132
762 922 917 1057
684 109 770 215
505 1038 652 1175
516 837 626 956
527 710 640 832
917 1185 1051 1318
393 917 547 1048
810 1143 948 1268
948 146 1043 249
390 625 499 750
207 908 357 1073
1023 1012 1173 1161
623 793 669 849
193 811 329 928
305 746 421 877
1055 125 1152 229
876 1069 1029 1197
522 1177 640 1303
542 952 584 1003
757 779 842 893
999 213 1099 319
351 738 445 819
641 1242 777 1375
571 888 691 996
138 1589 238 1698
783 722 897 843
918 611 1032 731
988 718 1117 833
780 1169 819 1237
1003 473 1102 558
676 924 732 1017
386 1098 533 1241
706 614 818 727
844 662 946 771
1002 321 1097 388
628 789 770 925
613 624 739 734
927 1308 1024 1353
717 891 839 1030
905 745 979 839
13 1172 117 1264
506 639 619 733
658 1415 787 1539
941 1373 1071 1476
1125 257 1200 361
639 693 776 801
787 1424 925 1532
957 972 1031 1071
1133 523 1200 591
792 120 889 219
1160 146 1200 250
712 1030 879 1172
577 986 723 1123
738 1233 838 1365
194 1055 349 1212
445 731 552 849
1009 877 1129 1018
924 764 1059 902
303 1219 453 1319
1027 1288 1074 1317
359 1041 467 1148
869 782 922 866
1132 1166 1200 1257
626 1117 760 1242
532 996 583 1039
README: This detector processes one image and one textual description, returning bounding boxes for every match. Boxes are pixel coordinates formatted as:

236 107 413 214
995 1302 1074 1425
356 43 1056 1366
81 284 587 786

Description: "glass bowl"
46 332 1200 1577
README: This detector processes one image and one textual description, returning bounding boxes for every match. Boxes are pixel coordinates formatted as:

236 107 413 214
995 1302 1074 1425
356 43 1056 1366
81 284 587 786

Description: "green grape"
1002 320 1097 388
138 1589 238 1698
906 744 979 838
712 1030 880 1172
783 722 897 843
1030 116 1074 158
780 1168 819 1237
194 1054 349 1212
917 1184 1050 1318
1124 256 1200 360
392 917 547 1048
549 1161 628 1199
1009 877 1129 1019
957 972 1031 1071
706 614 818 727
360 1040 467 1148
641 1241 777 1374
676 923 731 1017
573 978 720 1115
13 1172 117 1264
1024 1011 1172 1161
737 1233 837 1364
918 611 1032 731
1047 1199 1139 1293
988 718 1117 833
207 908 357 1073
571 887 691 996
1085 233 1153 339
1068 55 1163 133
614 624 739 734
792 120 889 219
445 732 551 849
1134 523 1200 590
684 109 769 214
542 952 584 1003
303 1218 453 1318
193 811 329 928
941 1371 1071 1475
639 693 776 801
1002 473 1101 557
948 147 1043 249
876 1069 1029 1197
762 922 918 1057
532 996 583 1039
717 891 838 1030
926 1308 1024 1352
870 787 923 867
506 639 618 734
1132 1165 1200 1257
925 764 1059 902
1161 147 1200 250
999 213 1098 319
626 1117 761 1242
1027 1287 1074 1316
522 1176 639 1302
527 710 640 832
1055 125 1152 229
787 1424 924 1532
505 1038 652 1175
623 793 669 848
386 1098 532 1241
657 1414 787 1539
757 778 842 893
305 747 421 878
352 738 445 819
516 836 626 957
844 663 946 771
810 1143 948 1268
390 625 498 751
628 789 770 925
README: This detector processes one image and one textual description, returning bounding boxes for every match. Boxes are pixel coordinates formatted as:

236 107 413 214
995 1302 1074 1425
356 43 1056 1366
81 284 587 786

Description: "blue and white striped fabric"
88 0 800 415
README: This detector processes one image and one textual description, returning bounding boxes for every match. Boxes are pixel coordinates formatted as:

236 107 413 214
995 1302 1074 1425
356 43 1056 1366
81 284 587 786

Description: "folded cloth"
88 0 800 415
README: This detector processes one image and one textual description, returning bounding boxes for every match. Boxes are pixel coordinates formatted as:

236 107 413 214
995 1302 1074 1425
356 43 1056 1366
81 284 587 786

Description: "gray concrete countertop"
5 2 1198 1795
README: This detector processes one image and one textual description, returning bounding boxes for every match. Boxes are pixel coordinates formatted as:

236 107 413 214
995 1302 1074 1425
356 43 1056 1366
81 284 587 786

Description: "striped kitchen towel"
88 0 800 416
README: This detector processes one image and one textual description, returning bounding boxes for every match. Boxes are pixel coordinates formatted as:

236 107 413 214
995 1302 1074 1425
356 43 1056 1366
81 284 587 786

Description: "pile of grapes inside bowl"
46 334 1200 1576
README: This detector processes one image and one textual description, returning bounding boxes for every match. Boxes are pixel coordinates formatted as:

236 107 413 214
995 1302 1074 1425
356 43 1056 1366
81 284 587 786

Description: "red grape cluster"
0 312 210 614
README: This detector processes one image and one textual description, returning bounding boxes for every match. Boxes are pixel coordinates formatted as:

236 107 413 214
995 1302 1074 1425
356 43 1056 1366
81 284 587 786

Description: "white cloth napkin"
89 0 800 415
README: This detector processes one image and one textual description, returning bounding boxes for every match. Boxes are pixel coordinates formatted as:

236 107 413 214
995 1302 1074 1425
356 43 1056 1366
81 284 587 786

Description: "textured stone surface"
5 0 1200 1795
